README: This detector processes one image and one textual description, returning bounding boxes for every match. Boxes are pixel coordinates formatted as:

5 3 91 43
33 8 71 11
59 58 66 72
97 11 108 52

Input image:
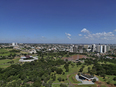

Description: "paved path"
67 74 74 87
52 83 68 84
67 72 78 87
52 72 78 87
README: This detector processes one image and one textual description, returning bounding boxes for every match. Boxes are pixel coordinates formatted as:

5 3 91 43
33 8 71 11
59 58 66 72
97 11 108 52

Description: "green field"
51 62 96 87
74 85 97 87
52 84 68 87
50 61 116 87
0 58 20 68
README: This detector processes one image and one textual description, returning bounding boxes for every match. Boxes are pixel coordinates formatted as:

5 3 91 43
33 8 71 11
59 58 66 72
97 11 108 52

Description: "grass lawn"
69 74 81 84
52 62 94 83
94 74 116 86
50 61 116 87
0 48 8 52
52 63 84 84
105 75 116 84
13 58 20 63
52 84 68 87
98 61 115 65
74 85 97 87
0 59 12 64
0 63 11 68
52 84 61 87
0 58 20 68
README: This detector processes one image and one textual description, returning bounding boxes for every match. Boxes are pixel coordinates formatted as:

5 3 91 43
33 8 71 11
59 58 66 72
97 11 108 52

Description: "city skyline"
0 0 116 43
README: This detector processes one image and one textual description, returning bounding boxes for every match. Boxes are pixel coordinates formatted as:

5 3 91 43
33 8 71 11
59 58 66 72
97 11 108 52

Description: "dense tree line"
0 58 66 87
84 57 116 76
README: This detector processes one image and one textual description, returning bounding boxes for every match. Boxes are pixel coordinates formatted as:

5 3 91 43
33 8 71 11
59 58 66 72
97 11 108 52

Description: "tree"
56 68 63 74
71 63 75 68
79 68 83 72
33 81 41 87
60 83 67 87
92 79 96 82
58 77 62 82
66 59 68 62
113 77 116 81
53 76 56 81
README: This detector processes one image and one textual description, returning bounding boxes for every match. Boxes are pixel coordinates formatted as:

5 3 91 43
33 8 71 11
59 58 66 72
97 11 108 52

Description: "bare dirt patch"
62 55 88 61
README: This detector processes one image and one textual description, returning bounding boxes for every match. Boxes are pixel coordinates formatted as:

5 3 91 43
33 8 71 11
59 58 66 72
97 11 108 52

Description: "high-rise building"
70 45 78 53
92 44 96 52
16 42 17 46
70 45 73 52
103 45 106 53
12 42 15 46
73 46 78 53
100 45 103 53
78 46 83 53
106 45 110 51
84 45 88 49
96 45 100 53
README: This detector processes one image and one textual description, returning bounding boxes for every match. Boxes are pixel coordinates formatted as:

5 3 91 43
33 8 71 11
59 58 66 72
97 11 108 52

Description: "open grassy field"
69 74 81 84
51 60 116 87
0 48 8 52
51 62 97 87
0 58 20 68
98 61 115 65
52 84 69 87
74 85 97 87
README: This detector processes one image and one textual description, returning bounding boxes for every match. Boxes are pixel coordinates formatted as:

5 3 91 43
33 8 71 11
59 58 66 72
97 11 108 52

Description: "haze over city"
0 0 116 43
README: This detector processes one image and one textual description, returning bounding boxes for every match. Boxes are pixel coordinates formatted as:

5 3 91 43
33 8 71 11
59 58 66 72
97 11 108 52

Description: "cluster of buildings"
0 43 112 55
70 44 111 54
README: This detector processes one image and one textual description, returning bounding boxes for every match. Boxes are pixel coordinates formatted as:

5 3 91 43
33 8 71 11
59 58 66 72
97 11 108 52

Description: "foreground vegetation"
0 48 116 87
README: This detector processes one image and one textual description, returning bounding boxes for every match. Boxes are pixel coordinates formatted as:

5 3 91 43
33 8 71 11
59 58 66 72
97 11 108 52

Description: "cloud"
67 37 71 39
80 28 116 41
65 33 71 36
65 33 71 39
81 28 90 33
114 29 116 32
78 34 82 36
42 36 45 38
92 32 114 38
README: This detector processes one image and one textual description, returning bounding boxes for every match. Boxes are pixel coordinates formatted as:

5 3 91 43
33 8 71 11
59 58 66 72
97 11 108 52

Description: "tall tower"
96 45 100 53
92 44 96 52
103 45 106 53
70 45 73 52
12 42 15 46
106 45 110 51
100 45 103 53
16 42 17 46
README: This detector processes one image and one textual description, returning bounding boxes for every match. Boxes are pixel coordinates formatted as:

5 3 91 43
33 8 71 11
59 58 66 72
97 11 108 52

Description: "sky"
0 0 116 43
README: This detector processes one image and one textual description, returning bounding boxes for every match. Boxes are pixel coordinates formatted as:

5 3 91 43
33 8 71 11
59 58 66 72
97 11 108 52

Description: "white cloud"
67 37 71 39
78 34 82 36
80 28 116 41
92 32 114 38
65 33 71 36
81 28 90 33
114 29 116 31
65 33 71 39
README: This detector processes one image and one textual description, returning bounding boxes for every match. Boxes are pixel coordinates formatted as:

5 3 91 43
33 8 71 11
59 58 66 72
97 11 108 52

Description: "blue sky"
0 0 116 43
